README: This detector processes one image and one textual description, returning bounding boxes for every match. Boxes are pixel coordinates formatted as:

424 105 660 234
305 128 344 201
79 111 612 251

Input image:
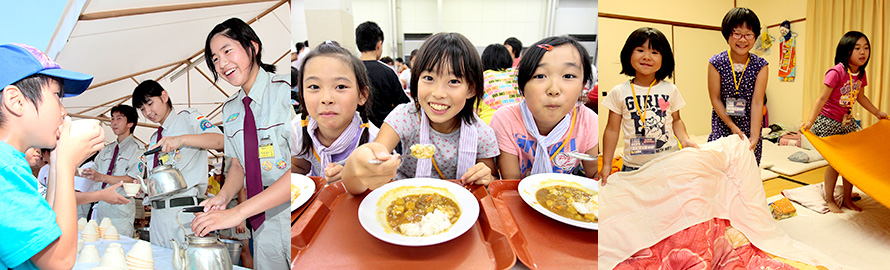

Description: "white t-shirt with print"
602 80 685 168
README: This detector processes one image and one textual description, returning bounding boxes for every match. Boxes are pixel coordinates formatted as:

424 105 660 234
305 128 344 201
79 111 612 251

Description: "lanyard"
416 114 447 179
728 50 750 96
549 107 577 161
630 79 656 133
845 68 858 106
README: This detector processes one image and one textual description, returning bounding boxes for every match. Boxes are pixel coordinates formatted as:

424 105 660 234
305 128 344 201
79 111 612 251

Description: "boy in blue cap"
0 43 105 269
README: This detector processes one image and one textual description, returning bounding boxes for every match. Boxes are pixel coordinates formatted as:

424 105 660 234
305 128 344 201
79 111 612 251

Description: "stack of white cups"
77 217 87 231
81 222 100 242
97 243 128 269
103 225 120 241
126 240 154 269
77 245 100 263
97 218 112 238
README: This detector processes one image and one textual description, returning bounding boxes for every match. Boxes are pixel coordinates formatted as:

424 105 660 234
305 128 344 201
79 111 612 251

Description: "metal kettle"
171 234 233 270
141 163 187 198
171 207 233 270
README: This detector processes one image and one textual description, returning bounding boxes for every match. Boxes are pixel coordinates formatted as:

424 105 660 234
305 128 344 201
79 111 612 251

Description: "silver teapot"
141 163 187 198
171 234 233 270
172 208 232 270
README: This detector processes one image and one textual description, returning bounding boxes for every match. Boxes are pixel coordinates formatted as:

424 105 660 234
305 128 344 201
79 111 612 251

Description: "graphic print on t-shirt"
513 134 578 174
625 94 671 148
838 79 861 108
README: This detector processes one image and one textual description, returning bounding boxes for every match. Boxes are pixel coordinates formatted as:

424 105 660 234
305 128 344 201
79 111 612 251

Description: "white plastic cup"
77 244 100 263
122 182 141 196
69 119 101 138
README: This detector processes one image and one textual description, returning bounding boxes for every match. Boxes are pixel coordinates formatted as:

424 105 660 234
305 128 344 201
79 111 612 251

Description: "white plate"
357 178 480 246
291 173 316 212
518 173 598 230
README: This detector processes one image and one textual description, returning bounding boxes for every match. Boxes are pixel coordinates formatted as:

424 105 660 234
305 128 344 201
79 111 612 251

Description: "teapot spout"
138 178 149 196
171 239 184 270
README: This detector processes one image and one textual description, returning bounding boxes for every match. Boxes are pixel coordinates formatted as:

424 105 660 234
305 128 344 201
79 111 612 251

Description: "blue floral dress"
708 51 768 164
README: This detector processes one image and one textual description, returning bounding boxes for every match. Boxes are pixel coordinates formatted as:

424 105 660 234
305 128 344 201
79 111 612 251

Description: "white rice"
398 209 452 237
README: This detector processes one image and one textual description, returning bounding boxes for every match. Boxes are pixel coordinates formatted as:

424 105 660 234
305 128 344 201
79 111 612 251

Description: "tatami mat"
762 179 804 198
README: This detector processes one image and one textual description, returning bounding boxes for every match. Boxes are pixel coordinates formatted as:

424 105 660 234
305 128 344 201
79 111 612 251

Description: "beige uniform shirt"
90 135 144 236
92 135 144 181
222 70 292 185
144 108 222 203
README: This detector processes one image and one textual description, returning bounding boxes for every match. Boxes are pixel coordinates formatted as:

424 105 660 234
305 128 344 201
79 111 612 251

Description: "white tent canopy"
52 0 291 160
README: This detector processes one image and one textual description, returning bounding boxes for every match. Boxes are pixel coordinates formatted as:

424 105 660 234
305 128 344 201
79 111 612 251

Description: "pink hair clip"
536 44 553 51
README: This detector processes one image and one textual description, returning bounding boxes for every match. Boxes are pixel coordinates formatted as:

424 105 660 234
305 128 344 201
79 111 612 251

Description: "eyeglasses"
731 32 756 40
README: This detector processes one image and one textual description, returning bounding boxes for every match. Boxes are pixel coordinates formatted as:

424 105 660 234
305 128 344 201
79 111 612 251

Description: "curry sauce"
536 186 597 222
386 193 460 235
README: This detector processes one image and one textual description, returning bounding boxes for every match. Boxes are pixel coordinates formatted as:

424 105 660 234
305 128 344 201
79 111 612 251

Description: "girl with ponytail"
193 17 295 269
290 44 377 184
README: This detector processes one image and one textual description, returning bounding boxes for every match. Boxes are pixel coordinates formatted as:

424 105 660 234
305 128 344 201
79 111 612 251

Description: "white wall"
346 0 596 58
554 0 598 36
292 0 308 48
597 0 809 142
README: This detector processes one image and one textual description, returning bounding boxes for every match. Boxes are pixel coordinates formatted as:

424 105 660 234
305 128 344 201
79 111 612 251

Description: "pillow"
788 150 824 163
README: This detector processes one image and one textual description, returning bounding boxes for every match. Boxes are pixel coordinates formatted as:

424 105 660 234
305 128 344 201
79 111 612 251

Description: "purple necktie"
242 96 265 229
102 145 119 188
153 126 163 167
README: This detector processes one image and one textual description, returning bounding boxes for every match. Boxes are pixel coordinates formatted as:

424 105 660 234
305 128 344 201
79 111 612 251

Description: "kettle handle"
175 208 189 238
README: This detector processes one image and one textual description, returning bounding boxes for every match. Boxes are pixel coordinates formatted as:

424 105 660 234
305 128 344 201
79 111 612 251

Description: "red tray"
486 180 597 269
291 176 326 224
291 181 516 269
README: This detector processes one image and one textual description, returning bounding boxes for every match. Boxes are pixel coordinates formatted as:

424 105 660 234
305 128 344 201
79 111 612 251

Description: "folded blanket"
781 183 860 214
599 136 845 269
803 120 890 208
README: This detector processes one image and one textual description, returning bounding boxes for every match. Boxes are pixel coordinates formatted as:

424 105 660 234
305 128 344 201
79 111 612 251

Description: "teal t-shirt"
0 141 61 269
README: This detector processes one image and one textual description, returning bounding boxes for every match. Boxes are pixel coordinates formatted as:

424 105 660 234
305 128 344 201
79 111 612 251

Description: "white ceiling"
55 0 291 155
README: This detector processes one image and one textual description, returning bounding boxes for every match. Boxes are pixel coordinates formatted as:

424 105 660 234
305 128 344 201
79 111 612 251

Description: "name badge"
842 113 853 126
726 98 747 116
159 153 170 164
259 143 275 159
630 137 657 156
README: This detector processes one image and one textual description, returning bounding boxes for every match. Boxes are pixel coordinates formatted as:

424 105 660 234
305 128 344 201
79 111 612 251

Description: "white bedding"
599 136 844 269
761 141 828 175
761 169 779 181
770 191 890 270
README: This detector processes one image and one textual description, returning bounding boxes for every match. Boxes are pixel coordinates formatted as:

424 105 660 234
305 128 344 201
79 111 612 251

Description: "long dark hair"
410 32 483 125
835 31 870 77
296 44 373 157
204 18 275 83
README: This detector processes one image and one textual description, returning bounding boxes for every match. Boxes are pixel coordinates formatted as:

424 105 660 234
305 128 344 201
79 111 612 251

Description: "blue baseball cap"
0 43 93 97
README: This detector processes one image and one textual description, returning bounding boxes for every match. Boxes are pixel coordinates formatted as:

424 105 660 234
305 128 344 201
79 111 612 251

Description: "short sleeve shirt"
0 142 60 270
489 103 598 178
602 80 685 168
290 116 379 177
146 108 222 202
384 104 500 179
821 63 867 122
223 70 293 185
399 68 412 90
365 60 411 127
92 135 145 184
477 68 524 124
